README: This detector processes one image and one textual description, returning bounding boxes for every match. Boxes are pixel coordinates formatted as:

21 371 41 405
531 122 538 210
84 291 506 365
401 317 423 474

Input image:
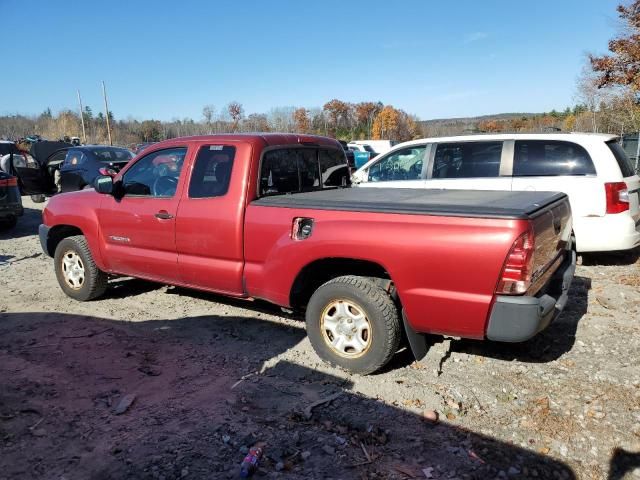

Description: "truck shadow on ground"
0 206 42 240
0 311 580 480
443 275 591 364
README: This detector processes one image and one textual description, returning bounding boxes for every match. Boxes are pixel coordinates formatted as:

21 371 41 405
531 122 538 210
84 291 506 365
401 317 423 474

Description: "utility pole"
77 90 87 144
102 81 113 145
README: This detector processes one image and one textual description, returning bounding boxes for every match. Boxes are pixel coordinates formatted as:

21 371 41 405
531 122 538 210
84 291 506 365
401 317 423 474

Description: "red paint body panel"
42 133 539 340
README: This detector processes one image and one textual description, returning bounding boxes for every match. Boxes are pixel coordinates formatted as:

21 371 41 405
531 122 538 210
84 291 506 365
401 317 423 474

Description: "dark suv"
59 146 133 192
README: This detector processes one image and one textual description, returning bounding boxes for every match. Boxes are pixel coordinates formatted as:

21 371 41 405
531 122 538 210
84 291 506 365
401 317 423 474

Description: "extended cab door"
97 146 189 283
357 144 429 188
175 142 248 295
424 140 512 191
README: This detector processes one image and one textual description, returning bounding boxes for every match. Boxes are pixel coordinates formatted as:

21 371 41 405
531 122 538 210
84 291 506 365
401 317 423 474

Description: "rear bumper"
486 249 576 342
574 213 640 252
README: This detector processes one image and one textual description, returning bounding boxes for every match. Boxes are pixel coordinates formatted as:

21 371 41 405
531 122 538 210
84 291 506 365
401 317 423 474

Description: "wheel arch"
289 257 394 311
45 224 84 257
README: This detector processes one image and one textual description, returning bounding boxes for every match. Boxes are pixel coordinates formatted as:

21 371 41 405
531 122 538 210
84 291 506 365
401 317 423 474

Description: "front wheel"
54 235 107 301
305 275 401 375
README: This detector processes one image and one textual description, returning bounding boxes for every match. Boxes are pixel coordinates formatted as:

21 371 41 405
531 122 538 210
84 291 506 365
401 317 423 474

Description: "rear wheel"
54 235 107 301
305 275 401 374
31 194 46 203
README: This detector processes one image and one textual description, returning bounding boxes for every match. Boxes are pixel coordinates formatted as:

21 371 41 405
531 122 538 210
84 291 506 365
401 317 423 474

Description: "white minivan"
352 133 640 253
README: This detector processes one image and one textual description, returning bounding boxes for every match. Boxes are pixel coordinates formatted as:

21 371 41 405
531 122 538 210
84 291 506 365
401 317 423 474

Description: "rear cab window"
260 147 349 196
513 140 596 176
432 141 502 179
607 140 636 177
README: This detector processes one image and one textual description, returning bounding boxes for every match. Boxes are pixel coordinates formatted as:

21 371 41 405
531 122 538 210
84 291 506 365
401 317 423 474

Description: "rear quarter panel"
244 205 528 338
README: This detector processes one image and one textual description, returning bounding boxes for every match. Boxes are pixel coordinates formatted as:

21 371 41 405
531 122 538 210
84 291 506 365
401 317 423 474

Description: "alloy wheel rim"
320 299 372 358
61 251 85 290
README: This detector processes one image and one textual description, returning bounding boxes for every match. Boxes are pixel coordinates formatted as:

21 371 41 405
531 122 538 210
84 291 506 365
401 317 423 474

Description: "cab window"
368 146 426 182
189 145 236 198
122 147 187 197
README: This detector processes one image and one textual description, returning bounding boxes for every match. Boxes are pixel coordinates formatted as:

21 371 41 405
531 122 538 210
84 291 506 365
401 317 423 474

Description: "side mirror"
94 175 114 194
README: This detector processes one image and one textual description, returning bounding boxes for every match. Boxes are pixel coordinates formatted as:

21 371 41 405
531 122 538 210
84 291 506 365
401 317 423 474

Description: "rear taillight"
605 182 629 214
0 177 17 187
496 230 535 295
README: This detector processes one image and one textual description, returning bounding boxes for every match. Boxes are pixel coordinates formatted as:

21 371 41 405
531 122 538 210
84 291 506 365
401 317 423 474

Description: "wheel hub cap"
321 300 371 358
62 251 85 290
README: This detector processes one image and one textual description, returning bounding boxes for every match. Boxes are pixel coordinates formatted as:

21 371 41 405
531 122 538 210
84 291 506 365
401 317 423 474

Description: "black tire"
0 215 17 231
54 235 107 301
305 275 401 375
31 194 46 203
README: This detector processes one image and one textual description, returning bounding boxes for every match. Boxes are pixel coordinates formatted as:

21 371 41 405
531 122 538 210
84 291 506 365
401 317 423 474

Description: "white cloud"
464 32 489 43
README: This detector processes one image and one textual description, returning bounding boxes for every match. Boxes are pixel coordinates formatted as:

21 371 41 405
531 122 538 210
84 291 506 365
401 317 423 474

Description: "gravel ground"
1 198 639 480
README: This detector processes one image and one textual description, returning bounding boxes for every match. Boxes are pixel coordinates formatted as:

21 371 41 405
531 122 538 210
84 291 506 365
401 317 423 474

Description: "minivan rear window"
607 140 636 177
513 141 596 176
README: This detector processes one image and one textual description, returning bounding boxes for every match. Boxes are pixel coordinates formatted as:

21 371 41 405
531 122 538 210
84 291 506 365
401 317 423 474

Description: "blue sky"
0 0 622 121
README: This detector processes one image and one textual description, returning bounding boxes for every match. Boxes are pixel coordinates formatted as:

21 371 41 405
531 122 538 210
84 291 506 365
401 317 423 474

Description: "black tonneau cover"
251 188 568 219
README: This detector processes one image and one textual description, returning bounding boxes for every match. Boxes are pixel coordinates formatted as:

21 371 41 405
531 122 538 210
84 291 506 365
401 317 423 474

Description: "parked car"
13 140 70 202
353 133 640 253
39 134 574 374
0 172 23 230
0 141 28 174
337 140 356 171
59 146 134 192
12 142 134 200
348 140 396 155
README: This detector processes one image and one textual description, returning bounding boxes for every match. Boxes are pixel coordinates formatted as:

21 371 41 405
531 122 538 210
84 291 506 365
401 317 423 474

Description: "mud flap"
402 309 429 361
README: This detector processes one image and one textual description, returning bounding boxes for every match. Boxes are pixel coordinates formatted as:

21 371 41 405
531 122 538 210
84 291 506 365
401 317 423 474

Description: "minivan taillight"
605 182 629 214
0 177 17 187
496 231 535 295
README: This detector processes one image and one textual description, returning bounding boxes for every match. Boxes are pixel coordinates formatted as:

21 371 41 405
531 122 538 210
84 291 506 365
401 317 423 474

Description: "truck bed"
252 188 567 219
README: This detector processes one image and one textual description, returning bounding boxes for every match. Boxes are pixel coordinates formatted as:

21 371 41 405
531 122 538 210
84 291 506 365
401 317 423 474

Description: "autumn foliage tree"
371 106 418 142
226 101 244 132
590 1 640 92
293 108 310 133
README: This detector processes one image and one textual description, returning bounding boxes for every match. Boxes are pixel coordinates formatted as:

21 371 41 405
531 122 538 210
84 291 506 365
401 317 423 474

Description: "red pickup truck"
39 134 575 374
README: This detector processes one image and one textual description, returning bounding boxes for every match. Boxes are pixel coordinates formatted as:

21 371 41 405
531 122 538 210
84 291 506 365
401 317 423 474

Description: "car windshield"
91 149 134 163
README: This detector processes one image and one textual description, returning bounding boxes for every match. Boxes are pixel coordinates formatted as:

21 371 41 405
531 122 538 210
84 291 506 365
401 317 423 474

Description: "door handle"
155 210 174 220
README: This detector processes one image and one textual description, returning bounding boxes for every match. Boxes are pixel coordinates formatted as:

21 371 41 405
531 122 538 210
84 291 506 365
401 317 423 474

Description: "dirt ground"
1 198 639 480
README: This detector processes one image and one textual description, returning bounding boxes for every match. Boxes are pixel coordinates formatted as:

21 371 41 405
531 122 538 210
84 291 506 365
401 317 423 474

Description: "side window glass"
260 148 347 195
261 149 299 195
320 149 350 187
368 146 426 182
432 142 502 179
514 141 596 176
189 145 236 198
122 147 187 197
64 151 83 168
298 149 320 191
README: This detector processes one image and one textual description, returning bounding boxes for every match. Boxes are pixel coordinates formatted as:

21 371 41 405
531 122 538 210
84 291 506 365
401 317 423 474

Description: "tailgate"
528 194 572 294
